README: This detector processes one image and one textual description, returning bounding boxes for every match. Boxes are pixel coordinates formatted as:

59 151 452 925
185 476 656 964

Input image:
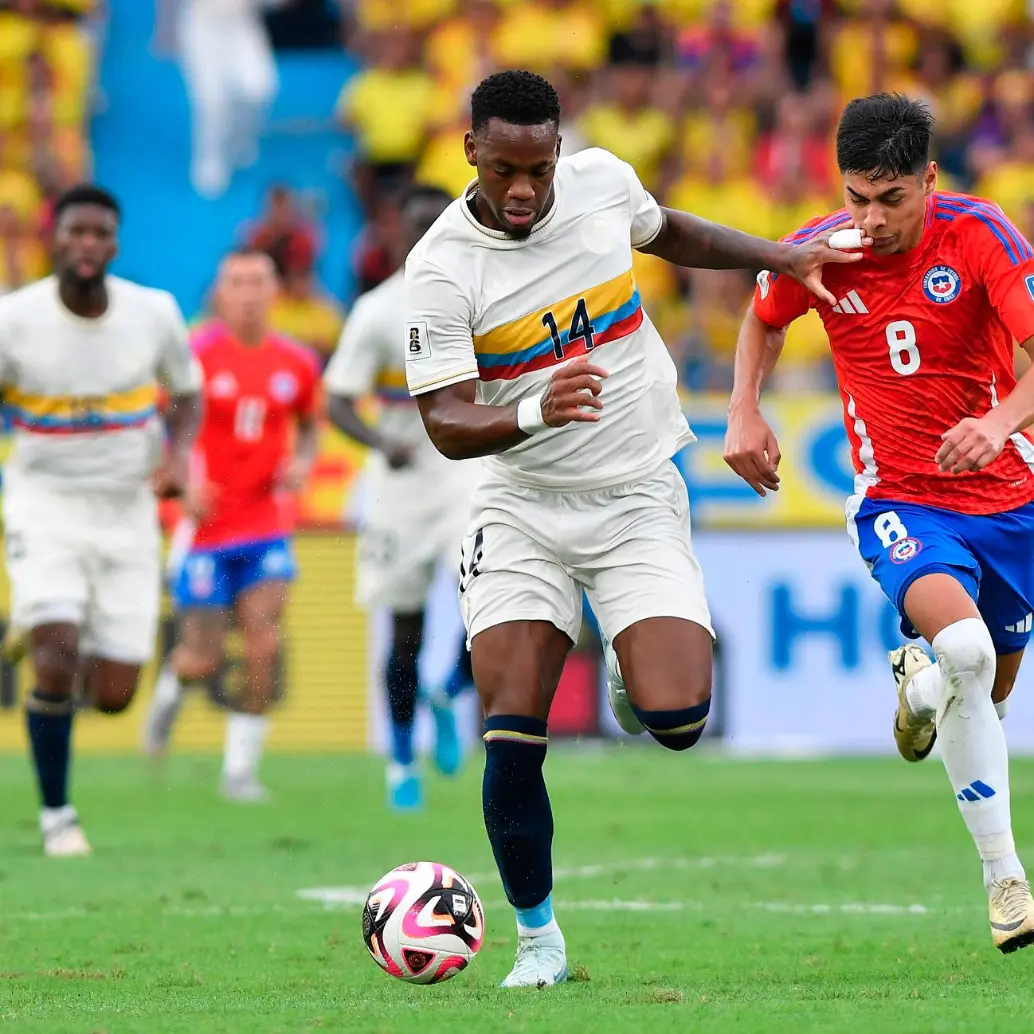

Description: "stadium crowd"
331 0 1034 391
0 0 98 296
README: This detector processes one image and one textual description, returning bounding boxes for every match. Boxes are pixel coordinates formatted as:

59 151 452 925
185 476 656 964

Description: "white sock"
995 698 1009 721
223 712 269 780
516 916 562 940
905 661 942 716
153 663 183 708
40 804 78 834
931 619 1024 889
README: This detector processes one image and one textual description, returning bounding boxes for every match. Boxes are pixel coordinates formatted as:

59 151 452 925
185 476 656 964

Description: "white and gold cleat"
989 878 1034 954
42 808 92 857
601 632 644 735
889 645 937 763
500 929 568 988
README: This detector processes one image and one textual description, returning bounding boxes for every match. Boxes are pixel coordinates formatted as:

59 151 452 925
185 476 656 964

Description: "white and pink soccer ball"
362 861 485 984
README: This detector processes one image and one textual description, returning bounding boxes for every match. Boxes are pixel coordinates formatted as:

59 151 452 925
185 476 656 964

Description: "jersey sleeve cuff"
407 367 480 396
632 210 663 250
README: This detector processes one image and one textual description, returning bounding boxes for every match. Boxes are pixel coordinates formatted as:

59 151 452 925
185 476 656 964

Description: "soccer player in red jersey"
725 94 1034 953
142 249 320 800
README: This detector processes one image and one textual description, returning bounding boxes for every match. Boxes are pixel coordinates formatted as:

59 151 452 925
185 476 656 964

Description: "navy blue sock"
482 715 553 910
632 698 711 751
443 647 474 700
385 649 419 767
25 689 74 809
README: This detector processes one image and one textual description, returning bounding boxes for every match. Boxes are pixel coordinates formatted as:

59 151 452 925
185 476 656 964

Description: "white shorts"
2 475 161 664
459 461 713 646
356 463 478 613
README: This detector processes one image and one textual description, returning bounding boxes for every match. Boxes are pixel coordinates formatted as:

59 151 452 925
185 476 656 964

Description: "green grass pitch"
2 747 1033 1033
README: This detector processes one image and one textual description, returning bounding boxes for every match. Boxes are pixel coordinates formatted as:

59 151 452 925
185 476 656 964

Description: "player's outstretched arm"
723 303 786 497
641 209 868 307
327 394 413 469
416 360 608 461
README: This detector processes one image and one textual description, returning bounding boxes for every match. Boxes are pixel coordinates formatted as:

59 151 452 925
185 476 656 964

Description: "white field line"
296 853 788 907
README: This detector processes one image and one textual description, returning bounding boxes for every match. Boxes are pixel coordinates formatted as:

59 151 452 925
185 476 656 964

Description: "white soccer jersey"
0 275 201 492
326 270 445 468
404 147 694 492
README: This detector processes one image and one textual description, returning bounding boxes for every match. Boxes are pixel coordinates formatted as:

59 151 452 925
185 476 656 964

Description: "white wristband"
516 391 549 435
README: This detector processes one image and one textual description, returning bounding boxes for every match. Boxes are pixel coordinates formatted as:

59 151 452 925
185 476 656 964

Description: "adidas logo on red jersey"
831 290 869 314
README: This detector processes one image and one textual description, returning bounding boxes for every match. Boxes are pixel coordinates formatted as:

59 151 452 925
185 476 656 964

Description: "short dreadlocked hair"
836 93 934 182
470 70 561 136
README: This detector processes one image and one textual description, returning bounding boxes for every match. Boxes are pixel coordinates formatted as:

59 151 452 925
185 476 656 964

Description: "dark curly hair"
54 183 121 222
470 70 561 135
836 93 934 181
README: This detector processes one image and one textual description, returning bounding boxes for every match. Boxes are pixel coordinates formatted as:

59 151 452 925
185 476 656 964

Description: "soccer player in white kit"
325 186 478 812
405 71 863 987
0 186 202 856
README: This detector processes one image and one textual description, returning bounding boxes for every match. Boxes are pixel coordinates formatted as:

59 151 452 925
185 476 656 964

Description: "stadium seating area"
0 0 97 295
332 0 1033 391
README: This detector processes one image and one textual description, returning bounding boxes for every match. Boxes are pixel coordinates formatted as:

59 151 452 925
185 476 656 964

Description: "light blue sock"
516 893 554 932
389 720 414 767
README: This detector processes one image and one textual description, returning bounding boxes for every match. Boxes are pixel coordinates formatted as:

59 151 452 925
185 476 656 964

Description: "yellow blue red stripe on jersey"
482 728 549 747
4 382 159 435
473 269 643 382
374 368 413 405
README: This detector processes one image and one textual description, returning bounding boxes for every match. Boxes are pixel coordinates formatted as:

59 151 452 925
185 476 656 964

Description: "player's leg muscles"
992 651 1023 716
614 617 714 751
87 659 144 714
235 579 289 713
173 608 228 682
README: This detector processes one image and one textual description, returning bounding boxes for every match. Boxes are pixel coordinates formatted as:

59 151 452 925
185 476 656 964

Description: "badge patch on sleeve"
756 270 771 299
406 321 432 361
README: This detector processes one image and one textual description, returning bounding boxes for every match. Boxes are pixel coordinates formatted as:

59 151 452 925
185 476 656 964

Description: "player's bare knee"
172 645 221 682
32 641 79 695
94 685 136 714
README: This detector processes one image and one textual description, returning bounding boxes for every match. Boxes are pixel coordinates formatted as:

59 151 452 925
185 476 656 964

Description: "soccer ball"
362 861 485 984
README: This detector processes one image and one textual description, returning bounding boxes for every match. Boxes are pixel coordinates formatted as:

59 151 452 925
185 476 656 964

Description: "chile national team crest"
270 371 299 403
923 265 962 304
890 538 922 564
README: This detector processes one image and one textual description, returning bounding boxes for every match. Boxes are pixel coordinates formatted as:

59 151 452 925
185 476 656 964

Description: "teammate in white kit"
0 186 201 856
325 186 478 812
405 71 862 987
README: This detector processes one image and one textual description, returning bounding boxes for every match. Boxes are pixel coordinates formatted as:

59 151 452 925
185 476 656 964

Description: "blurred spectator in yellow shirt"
337 28 441 216
974 126 1034 227
678 79 756 178
676 0 763 104
415 117 473 200
270 267 346 366
829 0 917 100
352 0 456 32
0 202 48 296
493 0 607 76
668 150 769 237
765 164 835 242
579 33 675 193
424 0 503 112
903 32 984 180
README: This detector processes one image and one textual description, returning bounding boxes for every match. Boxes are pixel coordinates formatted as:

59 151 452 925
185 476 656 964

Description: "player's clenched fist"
539 360 609 427
937 414 1009 474
723 404 781 497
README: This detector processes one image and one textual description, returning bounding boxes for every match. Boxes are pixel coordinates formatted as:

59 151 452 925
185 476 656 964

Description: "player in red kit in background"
725 94 1034 953
143 249 321 801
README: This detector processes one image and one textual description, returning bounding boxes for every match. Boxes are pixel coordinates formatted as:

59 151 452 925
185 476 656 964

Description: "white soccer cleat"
989 878 1034 954
42 808 92 858
220 774 269 803
601 632 644 735
500 929 568 988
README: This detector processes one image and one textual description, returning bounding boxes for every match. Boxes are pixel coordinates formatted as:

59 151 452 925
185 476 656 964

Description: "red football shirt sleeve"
752 268 813 328
964 209 1034 345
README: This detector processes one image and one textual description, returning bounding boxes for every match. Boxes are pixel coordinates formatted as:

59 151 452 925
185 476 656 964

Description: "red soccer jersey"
754 192 1034 515
189 322 320 549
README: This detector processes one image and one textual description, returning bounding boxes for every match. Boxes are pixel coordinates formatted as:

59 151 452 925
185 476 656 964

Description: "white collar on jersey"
460 177 563 244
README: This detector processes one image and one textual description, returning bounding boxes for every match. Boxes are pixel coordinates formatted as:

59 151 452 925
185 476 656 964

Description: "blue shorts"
853 497 1034 654
172 537 297 610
